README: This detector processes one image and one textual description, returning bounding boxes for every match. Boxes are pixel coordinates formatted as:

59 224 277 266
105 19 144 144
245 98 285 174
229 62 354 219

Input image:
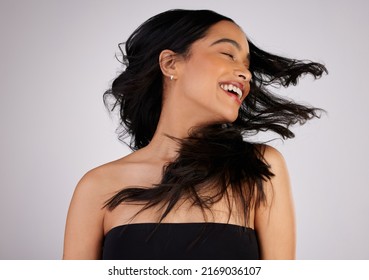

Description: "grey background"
0 0 368 259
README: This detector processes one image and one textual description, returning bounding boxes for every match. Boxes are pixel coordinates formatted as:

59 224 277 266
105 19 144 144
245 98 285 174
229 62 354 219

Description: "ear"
159 49 179 80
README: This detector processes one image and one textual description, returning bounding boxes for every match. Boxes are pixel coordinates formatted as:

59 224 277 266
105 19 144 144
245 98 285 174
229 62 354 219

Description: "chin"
224 111 239 123
212 114 239 126
201 109 240 126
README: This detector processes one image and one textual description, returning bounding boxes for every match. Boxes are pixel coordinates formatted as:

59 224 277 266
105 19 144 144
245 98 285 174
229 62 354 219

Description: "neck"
144 93 211 162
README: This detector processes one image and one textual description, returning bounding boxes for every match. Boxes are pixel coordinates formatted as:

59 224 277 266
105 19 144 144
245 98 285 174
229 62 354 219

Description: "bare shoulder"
71 147 163 208
254 144 291 202
254 144 289 189
78 158 126 189
74 151 144 196
254 144 296 259
72 160 123 204
255 144 286 169
63 154 138 259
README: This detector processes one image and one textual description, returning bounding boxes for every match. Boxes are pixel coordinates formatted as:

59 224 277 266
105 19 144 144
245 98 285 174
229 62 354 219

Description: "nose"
234 68 252 82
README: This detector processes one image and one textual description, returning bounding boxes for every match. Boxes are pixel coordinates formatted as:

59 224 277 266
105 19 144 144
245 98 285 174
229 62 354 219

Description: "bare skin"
63 20 296 259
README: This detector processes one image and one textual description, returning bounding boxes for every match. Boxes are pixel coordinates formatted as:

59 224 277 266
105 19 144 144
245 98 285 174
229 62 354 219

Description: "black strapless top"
102 223 259 260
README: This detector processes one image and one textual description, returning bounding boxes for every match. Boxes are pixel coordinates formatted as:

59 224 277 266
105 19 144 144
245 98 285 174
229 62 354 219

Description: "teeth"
220 84 242 99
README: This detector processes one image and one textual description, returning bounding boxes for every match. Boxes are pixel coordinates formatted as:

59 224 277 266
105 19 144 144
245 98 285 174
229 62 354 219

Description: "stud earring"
170 75 174 81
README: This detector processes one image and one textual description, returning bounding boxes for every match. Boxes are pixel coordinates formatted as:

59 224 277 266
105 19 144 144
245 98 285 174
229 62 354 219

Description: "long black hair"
103 9 327 226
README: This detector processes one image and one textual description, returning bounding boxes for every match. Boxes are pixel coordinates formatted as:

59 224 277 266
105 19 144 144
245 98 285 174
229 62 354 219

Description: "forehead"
201 20 249 51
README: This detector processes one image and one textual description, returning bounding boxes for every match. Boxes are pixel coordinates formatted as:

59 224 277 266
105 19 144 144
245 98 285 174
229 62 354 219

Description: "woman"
63 9 326 260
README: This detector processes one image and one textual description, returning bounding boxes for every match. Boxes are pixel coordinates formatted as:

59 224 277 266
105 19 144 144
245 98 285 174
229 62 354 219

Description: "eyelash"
221 52 235 60
220 52 250 70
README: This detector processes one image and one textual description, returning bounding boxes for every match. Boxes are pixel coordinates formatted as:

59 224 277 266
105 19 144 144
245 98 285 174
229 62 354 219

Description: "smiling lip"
222 81 244 92
219 81 244 103
223 89 242 104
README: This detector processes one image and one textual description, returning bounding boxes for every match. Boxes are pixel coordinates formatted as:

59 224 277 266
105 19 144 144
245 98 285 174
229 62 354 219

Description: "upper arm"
63 170 107 259
254 145 296 259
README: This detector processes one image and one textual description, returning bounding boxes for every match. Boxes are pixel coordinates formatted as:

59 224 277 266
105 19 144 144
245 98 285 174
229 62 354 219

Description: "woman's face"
175 20 251 124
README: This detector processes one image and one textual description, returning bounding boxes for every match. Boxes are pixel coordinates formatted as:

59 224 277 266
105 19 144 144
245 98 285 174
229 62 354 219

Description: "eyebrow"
210 38 250 64
211 38 242 50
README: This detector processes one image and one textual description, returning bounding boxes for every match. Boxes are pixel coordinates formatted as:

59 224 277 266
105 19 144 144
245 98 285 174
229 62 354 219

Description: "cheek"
180 57 220 99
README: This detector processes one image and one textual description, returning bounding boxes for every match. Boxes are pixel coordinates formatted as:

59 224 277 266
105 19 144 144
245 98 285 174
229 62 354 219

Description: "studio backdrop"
0 0 368 259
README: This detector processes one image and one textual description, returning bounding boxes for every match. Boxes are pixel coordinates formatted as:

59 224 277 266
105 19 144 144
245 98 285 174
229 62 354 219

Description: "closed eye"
221 52 235 60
